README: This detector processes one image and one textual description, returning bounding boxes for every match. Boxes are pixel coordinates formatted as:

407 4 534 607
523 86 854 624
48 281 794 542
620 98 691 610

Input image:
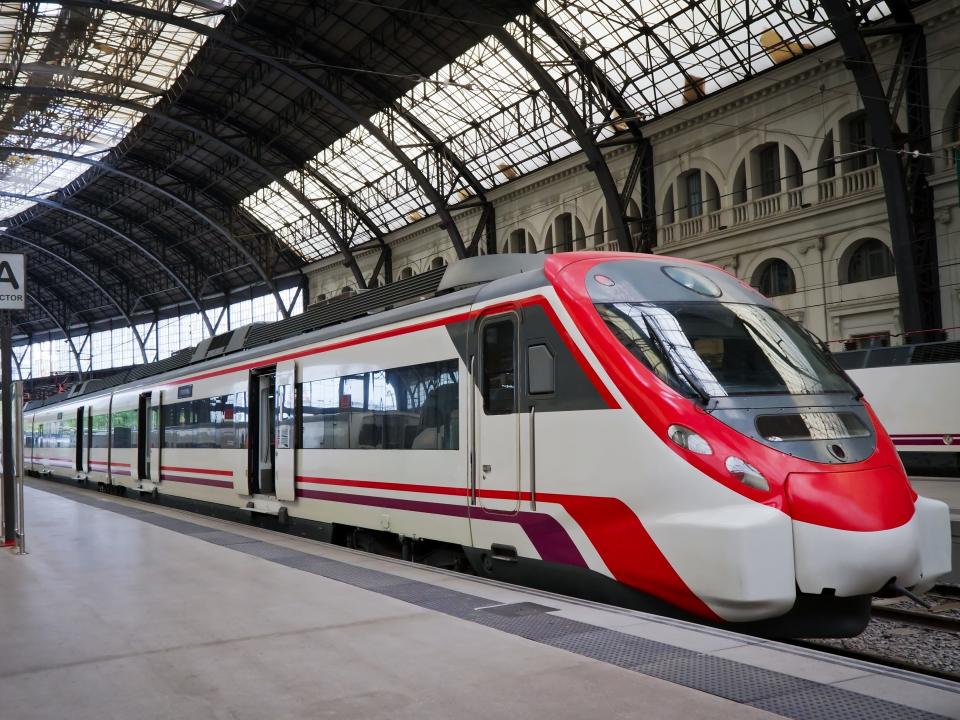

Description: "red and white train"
25 252 952 636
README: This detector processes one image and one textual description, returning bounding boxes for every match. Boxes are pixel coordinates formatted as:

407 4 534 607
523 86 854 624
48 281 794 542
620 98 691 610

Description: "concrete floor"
0 486 779 720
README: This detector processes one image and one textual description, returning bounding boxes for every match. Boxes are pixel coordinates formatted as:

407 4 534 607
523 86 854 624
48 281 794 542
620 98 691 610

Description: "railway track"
791 638 960 683
870 603 960 633
794 590 960 683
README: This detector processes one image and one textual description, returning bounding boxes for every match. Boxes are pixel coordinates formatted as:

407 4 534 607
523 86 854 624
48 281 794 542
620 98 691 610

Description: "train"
24 252 953 637
844 356 960 479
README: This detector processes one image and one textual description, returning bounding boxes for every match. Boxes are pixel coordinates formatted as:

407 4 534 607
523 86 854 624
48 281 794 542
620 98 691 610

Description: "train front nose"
786 467 931 596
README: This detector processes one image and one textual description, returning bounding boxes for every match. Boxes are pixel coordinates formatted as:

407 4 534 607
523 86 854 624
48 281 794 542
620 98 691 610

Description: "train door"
85 406 93 474
74 407 84 474
274 360 296 502
248 368 276 496
474 314 521 513
137 392 163 484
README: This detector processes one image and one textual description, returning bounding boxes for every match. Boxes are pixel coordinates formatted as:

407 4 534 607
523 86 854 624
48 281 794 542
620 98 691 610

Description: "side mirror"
527 344 555 395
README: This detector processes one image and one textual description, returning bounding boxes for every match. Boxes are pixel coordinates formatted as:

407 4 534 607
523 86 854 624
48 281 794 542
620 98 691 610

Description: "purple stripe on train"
296 487 587 568
161 474 233 489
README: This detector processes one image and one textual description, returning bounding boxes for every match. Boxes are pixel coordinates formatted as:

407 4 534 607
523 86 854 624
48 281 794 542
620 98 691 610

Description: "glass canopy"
242 0 891 261
0 0 226 221
2 1 891 261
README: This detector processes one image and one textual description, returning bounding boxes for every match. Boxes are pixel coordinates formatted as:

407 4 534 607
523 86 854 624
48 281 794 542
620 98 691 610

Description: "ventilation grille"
245 267 446 349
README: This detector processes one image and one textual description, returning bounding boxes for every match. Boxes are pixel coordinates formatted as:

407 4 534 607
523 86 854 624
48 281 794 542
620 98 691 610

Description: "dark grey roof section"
192 325 255 364
438 254 547 292
834 341 960 370
28 266 486 409
246 266 447 349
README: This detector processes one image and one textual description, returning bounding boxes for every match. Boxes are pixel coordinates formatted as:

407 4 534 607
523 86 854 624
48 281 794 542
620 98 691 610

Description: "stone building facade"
307 1 960 348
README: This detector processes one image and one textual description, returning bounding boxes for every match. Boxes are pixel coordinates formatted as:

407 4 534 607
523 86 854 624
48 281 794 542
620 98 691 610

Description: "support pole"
820 0 929 339
2 312 14 546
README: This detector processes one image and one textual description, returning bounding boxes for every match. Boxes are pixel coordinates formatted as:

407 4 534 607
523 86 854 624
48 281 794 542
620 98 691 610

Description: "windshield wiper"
796 324 863 399
738 317 826 388
639 314 711 405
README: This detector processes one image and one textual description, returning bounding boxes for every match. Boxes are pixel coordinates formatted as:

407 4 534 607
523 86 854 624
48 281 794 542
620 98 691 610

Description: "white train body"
848 362 960 457
25 253 952 637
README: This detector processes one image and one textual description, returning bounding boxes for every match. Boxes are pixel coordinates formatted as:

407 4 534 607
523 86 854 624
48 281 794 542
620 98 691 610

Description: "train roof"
25 251 770 411
26 254 551 410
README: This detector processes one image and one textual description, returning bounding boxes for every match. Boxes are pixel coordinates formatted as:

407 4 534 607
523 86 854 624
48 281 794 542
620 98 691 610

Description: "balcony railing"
659 163 888 245
840 165 878 196
594 239 621 252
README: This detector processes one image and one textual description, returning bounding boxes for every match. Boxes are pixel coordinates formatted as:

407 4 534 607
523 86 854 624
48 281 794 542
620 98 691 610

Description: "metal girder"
883 0 941 340
819 0 940 339
493 24 632 253
0 190 215 335
0 229 148 362
24 290 84 378
0 83 311 307
529 7 654 252
11 220 143 306
3 145 258 278
272 25 496 255
53 0 471 259
251 12 495 255
368 244 391 288
160 52 389 254
166 91 379 282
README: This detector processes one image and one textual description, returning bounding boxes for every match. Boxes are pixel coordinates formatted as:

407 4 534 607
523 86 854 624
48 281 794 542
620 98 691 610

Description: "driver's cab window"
482 318 516 415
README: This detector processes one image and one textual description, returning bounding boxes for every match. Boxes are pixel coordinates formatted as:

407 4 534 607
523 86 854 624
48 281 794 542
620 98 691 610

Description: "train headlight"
725 456 769 491
667 425 713 455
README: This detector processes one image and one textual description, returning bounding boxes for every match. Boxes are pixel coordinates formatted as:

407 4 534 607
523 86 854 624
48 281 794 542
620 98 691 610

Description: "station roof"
0 0 894 345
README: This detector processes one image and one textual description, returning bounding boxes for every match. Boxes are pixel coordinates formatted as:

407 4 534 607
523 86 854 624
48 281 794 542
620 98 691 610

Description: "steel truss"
819 0 942 340
0 229 149 362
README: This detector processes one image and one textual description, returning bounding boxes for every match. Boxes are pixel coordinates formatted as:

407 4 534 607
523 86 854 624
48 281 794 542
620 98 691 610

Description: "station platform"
2 481 958 720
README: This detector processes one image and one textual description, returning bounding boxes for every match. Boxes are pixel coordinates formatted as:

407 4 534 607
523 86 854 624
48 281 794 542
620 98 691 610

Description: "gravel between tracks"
806 590 960 675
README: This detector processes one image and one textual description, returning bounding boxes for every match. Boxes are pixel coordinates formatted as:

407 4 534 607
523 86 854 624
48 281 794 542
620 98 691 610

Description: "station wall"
306 0 960 348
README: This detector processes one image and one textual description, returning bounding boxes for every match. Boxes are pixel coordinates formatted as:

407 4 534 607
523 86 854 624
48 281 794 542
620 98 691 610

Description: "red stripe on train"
170 297 618 409
295 474 716 620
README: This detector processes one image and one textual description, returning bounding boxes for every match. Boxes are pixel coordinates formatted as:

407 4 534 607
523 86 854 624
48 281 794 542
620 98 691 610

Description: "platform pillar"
2 311 14 545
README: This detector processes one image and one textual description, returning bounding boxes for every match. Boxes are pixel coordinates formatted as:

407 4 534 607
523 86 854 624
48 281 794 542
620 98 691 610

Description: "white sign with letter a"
0 253 25 310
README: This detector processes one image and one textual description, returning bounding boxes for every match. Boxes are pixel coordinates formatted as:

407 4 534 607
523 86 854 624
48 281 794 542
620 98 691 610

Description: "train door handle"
482 464 492 473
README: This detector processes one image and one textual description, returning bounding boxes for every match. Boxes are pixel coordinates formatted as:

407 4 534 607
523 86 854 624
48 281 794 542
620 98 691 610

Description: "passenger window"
527 344 555 395
299 360 459 450
482 318 516 415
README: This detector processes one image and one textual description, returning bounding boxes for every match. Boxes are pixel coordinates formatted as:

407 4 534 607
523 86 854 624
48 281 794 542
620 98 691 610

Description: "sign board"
0 254 25 311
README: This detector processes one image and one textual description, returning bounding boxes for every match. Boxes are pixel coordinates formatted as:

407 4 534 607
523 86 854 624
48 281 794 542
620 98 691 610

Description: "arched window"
430 256 446 270
340 285 355 296
399 267 414 280
784 147 803 189
818 130 836 180
949 91 960 143
678 169 721 218
662 186 675 225
754 259 796 297
502 229 536 253
843 239 895 284
546 213 586 253
593 211 605 248
733 161 747 205
841 111 876 171
752 142 781 197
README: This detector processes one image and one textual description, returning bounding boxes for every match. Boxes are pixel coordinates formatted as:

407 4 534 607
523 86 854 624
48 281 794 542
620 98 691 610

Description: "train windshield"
596 302 856 398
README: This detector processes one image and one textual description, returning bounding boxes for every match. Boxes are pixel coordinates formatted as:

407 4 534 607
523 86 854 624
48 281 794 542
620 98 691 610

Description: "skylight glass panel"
0 1 230 221
241 0 890 263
